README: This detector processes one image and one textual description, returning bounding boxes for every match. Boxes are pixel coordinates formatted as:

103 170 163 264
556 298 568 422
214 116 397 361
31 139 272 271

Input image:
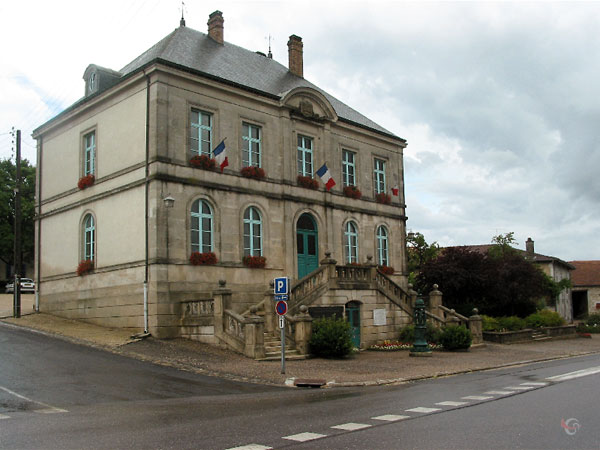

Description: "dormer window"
88 72 96 94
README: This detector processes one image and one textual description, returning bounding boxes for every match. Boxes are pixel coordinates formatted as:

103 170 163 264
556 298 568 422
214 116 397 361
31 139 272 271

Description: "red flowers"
190 155 216 170
77 174 95 190
297 175 319 190
378 265 395 275
240 166 266 180
243 256 266 268
190 252 218 265
343 185 362 199
76 260 94 276
375 193 391 204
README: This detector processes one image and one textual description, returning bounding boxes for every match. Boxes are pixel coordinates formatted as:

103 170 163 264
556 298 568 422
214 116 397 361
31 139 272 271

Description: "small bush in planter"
343 185 362 199
309 316 354 358
439 325 472 350
76 260 94 276
378 265 395 275
497 316 527 331
243 255 266 268
189 252 217 265
375 192 391 204
525 310 565 328
297 175 319 190
240 166 266 180
189 154 216 170
482 315 500 332
77 174 95 190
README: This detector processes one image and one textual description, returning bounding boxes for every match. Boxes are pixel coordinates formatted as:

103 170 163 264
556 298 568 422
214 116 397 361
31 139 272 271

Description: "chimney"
526 237 535 258
288 35 303 77
208 10 224 44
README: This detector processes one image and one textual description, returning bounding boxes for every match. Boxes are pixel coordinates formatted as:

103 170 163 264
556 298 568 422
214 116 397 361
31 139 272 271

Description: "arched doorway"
297 213 318 279
345 301 361 348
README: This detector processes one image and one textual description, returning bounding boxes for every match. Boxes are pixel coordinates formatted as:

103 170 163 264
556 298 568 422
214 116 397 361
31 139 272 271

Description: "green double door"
346 301 361 348
297 213 319 279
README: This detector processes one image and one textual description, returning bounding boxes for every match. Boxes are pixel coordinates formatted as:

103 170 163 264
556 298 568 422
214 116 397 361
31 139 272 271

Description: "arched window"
191 199 213 253
345 221 358 263
243 207 262 257
83 214 95 261
376 225 389 267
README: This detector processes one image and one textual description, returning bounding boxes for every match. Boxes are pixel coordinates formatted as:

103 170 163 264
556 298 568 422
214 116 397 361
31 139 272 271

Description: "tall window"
84 131 95 176
374 158 386 194
342 150 356 187
344 221 358 263
83 214 95 261
297 135 313 177
190 110 212 156
191 200 213 253
243 207 263 257
242 123 261 167
376 225 389 267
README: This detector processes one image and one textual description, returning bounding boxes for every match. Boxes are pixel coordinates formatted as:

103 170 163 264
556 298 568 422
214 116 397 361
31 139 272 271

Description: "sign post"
274 277 289 374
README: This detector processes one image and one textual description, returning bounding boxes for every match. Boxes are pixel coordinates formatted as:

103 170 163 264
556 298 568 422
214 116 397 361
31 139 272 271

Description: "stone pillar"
293 305 313 355
243 306 265 359
320 251 337 280
428 284 443 319
469 308 483 345
366 255 377 282
213 279 231 338
408 283 418 309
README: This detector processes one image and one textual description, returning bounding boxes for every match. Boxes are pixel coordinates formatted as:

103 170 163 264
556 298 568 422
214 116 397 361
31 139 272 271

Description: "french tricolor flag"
316 163 336 191
392 185 399 196
213 139 228 172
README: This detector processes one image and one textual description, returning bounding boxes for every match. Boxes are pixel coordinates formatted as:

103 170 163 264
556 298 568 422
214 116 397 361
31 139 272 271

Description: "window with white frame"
243 207 262 257
342 149 356 187
297 135 313 177
83 131 96 176
191 199 213 253
242 123 261 167
373 158 386 194
83 214 95 261
190 110 212 156
344 221 359 263
376 225 389 267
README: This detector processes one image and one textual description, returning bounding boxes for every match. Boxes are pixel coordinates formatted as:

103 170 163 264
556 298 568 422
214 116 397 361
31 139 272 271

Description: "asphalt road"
1 322 599 449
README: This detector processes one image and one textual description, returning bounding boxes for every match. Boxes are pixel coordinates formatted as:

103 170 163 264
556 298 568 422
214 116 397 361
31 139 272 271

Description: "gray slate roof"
120 25 399 139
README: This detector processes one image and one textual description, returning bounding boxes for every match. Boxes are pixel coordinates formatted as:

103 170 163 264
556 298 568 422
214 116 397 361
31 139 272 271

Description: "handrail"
374 270 413 316
439 305 469 322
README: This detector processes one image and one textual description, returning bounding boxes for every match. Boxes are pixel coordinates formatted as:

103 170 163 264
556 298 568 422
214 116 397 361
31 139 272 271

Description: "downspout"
35 136 42 312
143 72 150 334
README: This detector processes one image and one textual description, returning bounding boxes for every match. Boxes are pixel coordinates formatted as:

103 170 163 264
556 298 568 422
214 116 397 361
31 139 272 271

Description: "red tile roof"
569 261 600 286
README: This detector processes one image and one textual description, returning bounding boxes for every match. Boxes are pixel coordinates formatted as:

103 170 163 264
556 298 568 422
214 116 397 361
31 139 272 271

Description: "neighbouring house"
569 260 600 319
449 238 574 322
32 11 413 354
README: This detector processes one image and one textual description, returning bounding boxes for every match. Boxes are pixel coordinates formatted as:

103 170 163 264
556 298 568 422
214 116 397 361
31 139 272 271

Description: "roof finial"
180 1 186 27
266 34 273 59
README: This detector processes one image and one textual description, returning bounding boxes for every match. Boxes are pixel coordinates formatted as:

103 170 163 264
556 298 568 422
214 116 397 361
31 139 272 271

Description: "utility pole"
13 129 22 318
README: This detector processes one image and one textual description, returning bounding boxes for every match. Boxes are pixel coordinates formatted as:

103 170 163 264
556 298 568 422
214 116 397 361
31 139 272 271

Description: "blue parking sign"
274 277 289 295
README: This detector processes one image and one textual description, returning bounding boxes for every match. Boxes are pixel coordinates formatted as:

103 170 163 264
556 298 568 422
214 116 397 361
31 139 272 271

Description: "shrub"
439 325 472 350
525 309 565 328
77 174 95 190
378 265 395 275
240 166 265 180
189 252 217 265
497 316 527 331
398 323 442 344
297 175 319 190
577 323 600 334
343 185 362 199
586 313 600 327
189 154 216 170
243 255 266 268
375 192 391 204
309 316 354 358
76 260 94 276
482 315 500 331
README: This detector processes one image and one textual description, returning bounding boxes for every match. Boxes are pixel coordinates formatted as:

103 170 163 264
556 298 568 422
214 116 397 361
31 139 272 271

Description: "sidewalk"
2 303 600 388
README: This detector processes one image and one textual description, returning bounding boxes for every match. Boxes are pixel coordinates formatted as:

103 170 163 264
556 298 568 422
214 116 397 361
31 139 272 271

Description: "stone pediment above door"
280 87 338 123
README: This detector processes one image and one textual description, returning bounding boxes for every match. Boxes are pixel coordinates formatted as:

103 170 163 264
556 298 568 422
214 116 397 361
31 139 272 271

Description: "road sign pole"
281 317 286 374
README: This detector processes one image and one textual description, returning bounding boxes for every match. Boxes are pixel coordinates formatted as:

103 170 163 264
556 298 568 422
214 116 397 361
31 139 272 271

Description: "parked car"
5 278 35 294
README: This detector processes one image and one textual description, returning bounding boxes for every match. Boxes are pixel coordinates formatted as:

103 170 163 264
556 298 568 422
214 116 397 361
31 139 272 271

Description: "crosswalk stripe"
0 414 10 419
34 408 68 414
546 366 600 382
331 422 371 431
484 390 515 395
372 415 410 421
406 407 441 414
282 432 327 442
462 395 493 401
436 401 468 407
520 382 547 386
504 386 533 391
225 445 272 450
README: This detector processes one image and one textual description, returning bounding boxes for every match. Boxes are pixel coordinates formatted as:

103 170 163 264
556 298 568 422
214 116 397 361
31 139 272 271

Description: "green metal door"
345 302 361 348
297 213 318 279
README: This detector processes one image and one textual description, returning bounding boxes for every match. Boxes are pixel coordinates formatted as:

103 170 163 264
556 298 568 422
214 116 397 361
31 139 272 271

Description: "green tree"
0 158 36 272
406 232 439 283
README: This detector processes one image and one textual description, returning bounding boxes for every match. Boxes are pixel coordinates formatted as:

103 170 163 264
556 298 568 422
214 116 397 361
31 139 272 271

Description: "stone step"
260 352 306 361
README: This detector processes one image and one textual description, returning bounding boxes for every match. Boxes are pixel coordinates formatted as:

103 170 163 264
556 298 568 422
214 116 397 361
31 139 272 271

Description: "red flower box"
77 174 95 190
297 175 319 190
190 155 216 170
375 193 391 204
77 259 94 276
240 166 266 180
243 255 266 268
378 265 395 275
190 252 217 265
343 185 362 199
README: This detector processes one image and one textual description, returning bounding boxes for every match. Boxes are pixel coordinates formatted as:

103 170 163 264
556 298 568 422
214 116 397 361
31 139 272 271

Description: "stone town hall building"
33 12 412 353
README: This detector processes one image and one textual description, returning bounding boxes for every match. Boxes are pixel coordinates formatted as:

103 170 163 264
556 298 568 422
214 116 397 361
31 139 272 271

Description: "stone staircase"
531 330 551 341
260 332 306 361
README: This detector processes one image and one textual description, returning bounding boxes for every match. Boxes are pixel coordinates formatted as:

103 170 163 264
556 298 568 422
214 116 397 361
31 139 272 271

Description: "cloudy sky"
1 0 598 261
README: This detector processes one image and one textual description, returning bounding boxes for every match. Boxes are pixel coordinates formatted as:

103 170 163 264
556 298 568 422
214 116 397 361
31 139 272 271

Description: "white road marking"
34 408 69 414
504 386 533 391
331 422 372 431
282 432 327 442
520 382 547 386
372 414 410 421
484 390 515 395
0 385 66 414
406 407 441 414
0 414 10 419
546 366 600 382
225 445 272 450
436 401 469 407
462 395 493 401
